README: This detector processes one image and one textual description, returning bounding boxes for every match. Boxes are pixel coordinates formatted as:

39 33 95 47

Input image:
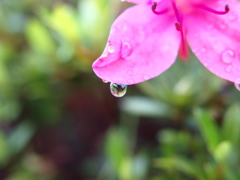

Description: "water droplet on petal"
110 83 127 97
99 70 104 75
221 50 234 64
110 28 116 36
121 42 132 58
225 65 232 72
108 45 115 53
127 79 133 84
234 78 240 91
143 74 150 80
102 79 108 83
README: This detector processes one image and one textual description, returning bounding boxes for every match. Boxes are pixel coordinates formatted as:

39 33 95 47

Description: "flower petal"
92 4 180 85
185 0 240 83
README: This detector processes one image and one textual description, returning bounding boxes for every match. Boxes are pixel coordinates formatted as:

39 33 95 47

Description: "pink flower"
92 0 240 89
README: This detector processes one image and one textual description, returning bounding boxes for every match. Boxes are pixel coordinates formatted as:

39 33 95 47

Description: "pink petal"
185 0 240 83
92 4 180 85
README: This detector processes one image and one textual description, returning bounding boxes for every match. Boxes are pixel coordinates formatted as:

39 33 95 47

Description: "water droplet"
108 45 115 53
110 28 116 36
127 79 133 84
225 65 232 72
143 74 150 80
121 0 125 2
121 42 132 58
110 83 127 97
234 78 240 91
99 70 104 75
221 50 234 64
102 79 108 83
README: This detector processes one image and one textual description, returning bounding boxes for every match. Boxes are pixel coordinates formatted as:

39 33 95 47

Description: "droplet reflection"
110 83 127 97
102 80 108 83
234 78 240 91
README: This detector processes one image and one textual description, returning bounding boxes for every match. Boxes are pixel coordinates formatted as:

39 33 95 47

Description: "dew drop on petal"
234 78 240 91
108 45 115 53
143 74 150 80
110 83 127 97
221 50 234 64
110 28 116 36
127 79 133 84
121 42 132 58
102 79 108 83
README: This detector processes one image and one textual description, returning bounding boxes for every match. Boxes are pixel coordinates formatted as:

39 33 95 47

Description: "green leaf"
8 121 35 155
104 127 129 170
214 141 232 162
0 132 10 166
222 104 240 147
25 19 55 54
120 96 171 117
154 157 205 180
194 108 220 153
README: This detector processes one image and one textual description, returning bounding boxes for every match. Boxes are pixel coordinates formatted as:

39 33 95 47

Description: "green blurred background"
0 0 240 179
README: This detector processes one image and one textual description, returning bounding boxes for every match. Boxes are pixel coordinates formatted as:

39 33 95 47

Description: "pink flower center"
151 0 230 59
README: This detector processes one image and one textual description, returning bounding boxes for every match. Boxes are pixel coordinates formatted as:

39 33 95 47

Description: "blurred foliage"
0 0 240 180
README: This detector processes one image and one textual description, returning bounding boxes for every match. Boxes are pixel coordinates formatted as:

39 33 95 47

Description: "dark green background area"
0 0 240 179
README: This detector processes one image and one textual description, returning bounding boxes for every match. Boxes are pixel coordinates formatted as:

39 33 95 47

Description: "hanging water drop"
110 83 127 97
102 80 108 83
234 78 240 91
221 50 234 64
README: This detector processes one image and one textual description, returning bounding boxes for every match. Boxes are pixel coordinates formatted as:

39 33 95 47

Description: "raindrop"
108 45 115 53
127 79 133 84
110 28 116 36
110 83 127 97
121 42 132 58
221 50 234 64
143 74 150 80
102 80 108 83
234 78 240 91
